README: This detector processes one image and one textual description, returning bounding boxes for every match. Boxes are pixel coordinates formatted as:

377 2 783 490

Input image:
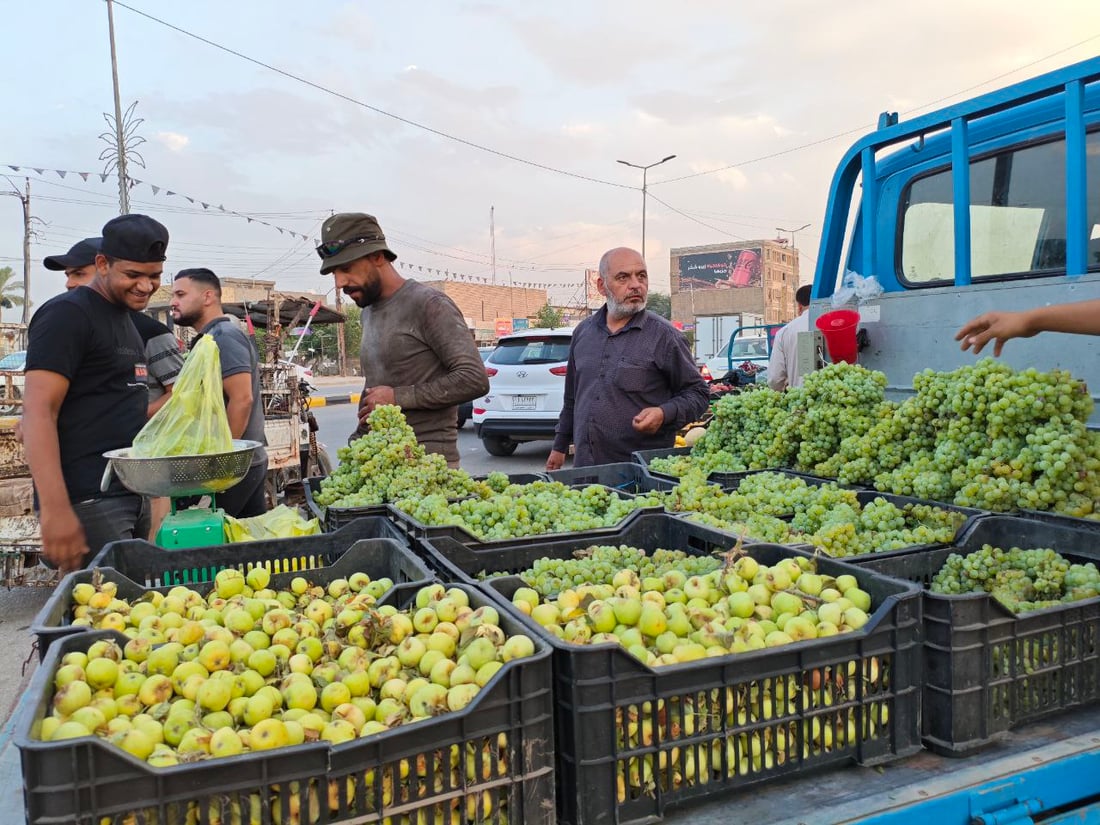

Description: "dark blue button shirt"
553 307 710 466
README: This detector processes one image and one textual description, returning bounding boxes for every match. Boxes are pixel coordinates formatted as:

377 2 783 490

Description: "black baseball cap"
43 237 101 271
100 214 169 263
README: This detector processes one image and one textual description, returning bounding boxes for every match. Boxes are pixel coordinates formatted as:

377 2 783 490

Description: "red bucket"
815 309 860 364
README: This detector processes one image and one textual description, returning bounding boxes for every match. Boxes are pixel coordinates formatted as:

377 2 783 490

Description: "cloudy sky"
3 0 1099 318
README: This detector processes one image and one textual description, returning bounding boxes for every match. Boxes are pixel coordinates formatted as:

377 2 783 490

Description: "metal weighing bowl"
101 440 263 498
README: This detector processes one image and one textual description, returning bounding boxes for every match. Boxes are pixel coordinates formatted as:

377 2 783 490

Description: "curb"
307 393 361 409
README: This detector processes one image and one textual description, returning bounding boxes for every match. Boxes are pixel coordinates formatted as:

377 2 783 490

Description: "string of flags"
394 260 569 290
4 163 313 242
8 162 580 290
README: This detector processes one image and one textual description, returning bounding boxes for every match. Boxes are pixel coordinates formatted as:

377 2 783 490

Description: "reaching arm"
22 370 87 571
957 299 1100 356
222 372 254 438
147 385 172 418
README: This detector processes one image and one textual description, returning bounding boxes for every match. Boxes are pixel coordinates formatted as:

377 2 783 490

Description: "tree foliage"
0 267 26 315
533 303 564 329
647 292 671 319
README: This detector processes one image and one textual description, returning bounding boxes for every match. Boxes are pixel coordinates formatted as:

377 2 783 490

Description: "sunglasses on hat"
315 236 381 259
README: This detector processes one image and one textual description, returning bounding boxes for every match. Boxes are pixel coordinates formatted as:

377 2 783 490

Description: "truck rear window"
898 131 1100 285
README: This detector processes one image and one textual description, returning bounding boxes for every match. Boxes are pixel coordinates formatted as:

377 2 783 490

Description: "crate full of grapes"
858 513 1100 756
477 536 922 825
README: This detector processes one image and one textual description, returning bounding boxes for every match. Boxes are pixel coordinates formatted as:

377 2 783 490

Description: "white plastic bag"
831 270 884 308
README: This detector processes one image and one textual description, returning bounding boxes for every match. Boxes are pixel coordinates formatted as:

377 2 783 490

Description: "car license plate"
511 394 538 411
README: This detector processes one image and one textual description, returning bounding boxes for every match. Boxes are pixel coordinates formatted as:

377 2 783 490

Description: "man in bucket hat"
318 213 488 467
24 214 168 571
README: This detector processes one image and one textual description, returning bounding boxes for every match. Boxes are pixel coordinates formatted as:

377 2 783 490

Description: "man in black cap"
43 238 103 292
24 214 169 571
317 212 489 467
44 236 183 417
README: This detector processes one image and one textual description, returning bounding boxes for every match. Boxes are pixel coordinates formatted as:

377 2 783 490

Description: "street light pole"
106 0 130 214
776 223 811 248
617 154 676 260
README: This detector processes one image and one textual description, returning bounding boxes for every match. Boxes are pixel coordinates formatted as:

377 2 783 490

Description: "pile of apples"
507 552 893 798
36 568 536 774
511 553 875 664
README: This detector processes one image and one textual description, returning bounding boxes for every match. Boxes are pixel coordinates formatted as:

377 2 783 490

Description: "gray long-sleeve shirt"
552 307 710 467
359 280 489 464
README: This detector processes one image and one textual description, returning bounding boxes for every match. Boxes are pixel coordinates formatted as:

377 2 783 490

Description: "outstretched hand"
955 311 1035 356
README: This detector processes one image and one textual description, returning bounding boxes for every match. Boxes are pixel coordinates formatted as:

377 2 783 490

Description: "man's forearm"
1028 299 1100 336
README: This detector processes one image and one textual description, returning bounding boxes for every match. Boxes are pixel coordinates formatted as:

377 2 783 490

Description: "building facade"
422 281 549 342
669 239 800 325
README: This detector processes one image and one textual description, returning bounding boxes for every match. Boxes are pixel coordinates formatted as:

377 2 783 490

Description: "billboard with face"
677 248 762 290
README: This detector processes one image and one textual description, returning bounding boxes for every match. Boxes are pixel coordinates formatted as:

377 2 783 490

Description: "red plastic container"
815 309 860 364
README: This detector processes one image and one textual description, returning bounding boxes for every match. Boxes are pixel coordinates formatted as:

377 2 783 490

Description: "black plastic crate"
34 529 432 659
633 447 800 489
303 476 393 531
88 516 412 586
858 514 1100 756
391 488 665 550
547 462 680 494
16 582 555 825
421 510 747 586
484 544 922 825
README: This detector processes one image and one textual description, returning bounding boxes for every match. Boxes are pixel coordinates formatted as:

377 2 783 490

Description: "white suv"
472 328 574 456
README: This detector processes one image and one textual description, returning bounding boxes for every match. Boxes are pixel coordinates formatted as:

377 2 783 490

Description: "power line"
112 1 634 191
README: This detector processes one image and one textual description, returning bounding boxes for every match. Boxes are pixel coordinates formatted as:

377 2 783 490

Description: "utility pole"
106 0 130 214
776 223 811 248
490 206 497 286
19 179 30 325
617 154 676 260
333 289 347 375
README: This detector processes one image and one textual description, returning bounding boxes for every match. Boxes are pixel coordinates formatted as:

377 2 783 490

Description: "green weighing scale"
101 439 263 548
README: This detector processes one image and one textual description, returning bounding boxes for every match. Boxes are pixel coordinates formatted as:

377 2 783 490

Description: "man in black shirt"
24 214 169 571
547 247 709 469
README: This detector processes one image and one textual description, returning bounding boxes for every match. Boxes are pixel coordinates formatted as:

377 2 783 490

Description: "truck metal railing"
814 55 1100 297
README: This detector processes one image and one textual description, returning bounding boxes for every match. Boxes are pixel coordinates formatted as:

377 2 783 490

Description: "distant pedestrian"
768 284 812 391
546 247 709 470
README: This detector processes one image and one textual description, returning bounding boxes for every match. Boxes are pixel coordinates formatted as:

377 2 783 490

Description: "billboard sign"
495 318 513 337
677 248 762 290
513 317 529 331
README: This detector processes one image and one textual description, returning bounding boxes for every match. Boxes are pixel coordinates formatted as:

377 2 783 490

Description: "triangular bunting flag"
131 179 141 186
151 185 159 195
56 170 67 179
7 166 19 172
246 217 253 223
201 202 209 209
185 196 194 203
79 172 89 181
166 190 175 196
100 174 109 182
33 168 45 174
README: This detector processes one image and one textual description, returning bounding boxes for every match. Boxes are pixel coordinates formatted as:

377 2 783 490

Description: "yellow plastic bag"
224 505 321 542
131 336 233 457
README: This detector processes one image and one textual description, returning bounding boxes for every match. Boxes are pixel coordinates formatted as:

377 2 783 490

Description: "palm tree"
0 267 26 321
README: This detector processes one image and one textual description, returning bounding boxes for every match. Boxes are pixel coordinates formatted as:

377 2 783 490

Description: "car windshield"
0 351 26 370
489 337 571 366
730 339 767 357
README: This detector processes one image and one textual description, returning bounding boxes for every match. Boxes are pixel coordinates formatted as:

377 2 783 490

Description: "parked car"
701 335 770 382
0 350 27 415
457 347 494 428
472 328 573 456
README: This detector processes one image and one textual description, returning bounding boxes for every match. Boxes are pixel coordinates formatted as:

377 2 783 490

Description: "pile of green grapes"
817 361 1100 516
396 481 643 541
505 544 723 597
653 471 966 557
314 405 488 508
931 543 1100 612
652 360 1100 518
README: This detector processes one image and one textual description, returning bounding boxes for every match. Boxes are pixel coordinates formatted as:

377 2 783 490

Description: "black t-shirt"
26 287 148 501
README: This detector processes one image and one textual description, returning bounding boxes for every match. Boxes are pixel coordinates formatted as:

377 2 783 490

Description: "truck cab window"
899 131 1100 285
